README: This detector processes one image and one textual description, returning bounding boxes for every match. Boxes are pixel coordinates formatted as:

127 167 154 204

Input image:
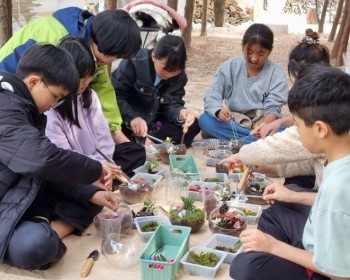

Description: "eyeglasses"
42 79 65 108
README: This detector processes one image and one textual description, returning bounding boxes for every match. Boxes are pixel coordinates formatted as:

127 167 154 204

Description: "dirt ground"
183 25 334 117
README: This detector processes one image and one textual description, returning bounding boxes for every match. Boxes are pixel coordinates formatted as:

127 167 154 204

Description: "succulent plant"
144 158 160 173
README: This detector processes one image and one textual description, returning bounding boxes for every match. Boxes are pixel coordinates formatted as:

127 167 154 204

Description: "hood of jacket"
52 7 94 46
0 72 46 132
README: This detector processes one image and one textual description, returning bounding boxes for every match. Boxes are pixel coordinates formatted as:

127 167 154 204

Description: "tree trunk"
331 0 349 59
0 0 12 48
318 0 329 33
315 0 320 22
182 0 195 48
200 0 208 36
336 1 350 66
167 0 178 11
328 0 344 42
306 8 317 24
105 0 117 10
214 0 225 27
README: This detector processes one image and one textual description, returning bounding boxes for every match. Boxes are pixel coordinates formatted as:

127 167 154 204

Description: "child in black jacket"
0 44 120 270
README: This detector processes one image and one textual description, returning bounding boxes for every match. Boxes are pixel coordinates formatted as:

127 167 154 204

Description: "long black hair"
56 36 96 127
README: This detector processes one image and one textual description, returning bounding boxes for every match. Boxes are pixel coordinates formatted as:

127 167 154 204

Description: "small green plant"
169 197 205 223
164 137 176 154
188 251 220 267
143 199 156 213
141 221 159 232
144 158 160 173
132 199 157 219
247 175 266 193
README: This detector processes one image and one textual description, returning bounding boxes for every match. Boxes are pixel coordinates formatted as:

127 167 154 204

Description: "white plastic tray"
180 246 227 278
203 233 243 264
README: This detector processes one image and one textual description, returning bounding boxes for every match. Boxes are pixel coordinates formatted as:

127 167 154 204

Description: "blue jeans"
199 112 285 144
5 220 66 270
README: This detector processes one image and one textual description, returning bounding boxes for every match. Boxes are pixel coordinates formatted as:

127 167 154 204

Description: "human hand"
104 162 122 180
179 109 195 124
130 117 148 137
240 228 276 254
111 130 130 144
90 191 121 211
92 163 113 191
259 119 282 138
217 107 231 122
218 153 242 164
262 181 294 204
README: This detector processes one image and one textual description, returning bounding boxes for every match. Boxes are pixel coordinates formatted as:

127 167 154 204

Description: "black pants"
230 204 329 280
23 182 103 235
284 175 316 189
112 142 146 176
122 118 201 148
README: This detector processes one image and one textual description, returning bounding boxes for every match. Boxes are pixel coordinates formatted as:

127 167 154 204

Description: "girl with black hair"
45 36 146 179
112 34 200 147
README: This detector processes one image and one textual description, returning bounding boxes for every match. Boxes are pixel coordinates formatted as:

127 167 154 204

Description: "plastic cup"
214 149 231 160
202 183 223 219
97 212 123 240
214 145 231 151
166 175 189 205
192 141 209 168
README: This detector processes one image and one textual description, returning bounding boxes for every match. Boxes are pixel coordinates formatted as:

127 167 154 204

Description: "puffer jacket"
112 48 188 127
0 72 102 261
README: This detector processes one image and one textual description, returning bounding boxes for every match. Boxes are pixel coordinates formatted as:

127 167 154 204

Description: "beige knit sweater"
238 126 324 189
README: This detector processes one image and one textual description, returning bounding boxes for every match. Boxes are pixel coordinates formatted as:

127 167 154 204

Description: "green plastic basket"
140 225 191 280
169 155 200 181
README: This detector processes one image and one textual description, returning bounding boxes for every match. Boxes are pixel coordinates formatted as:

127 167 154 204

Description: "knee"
230 253 258 280
7 221 65 270
198 112 214 131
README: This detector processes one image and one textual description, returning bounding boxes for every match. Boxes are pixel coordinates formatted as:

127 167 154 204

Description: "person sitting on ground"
220 29 331 190
112 34 200 148
259 28 330 138
198 23 289 144
230 63 350 280
45 36 145 180
0 6 141 144
0 44 120 270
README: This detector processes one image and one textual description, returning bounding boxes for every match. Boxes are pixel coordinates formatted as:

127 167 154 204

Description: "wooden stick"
250 122 266 136
182 115 193 134
237 167 251 191
96 148 128 183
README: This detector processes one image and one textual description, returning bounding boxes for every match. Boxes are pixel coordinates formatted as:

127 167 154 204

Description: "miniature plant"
246 175 266 193
141 221 159 232
164 137 176 154
210 203 246 230
144 158 160 173
143 199 156 213
169 197 205 225
237 207 257 216
132 199 157 219
215 239 242 253
214 185 231 202
203 177 223 183
188 251 220 267
230 139 244 154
